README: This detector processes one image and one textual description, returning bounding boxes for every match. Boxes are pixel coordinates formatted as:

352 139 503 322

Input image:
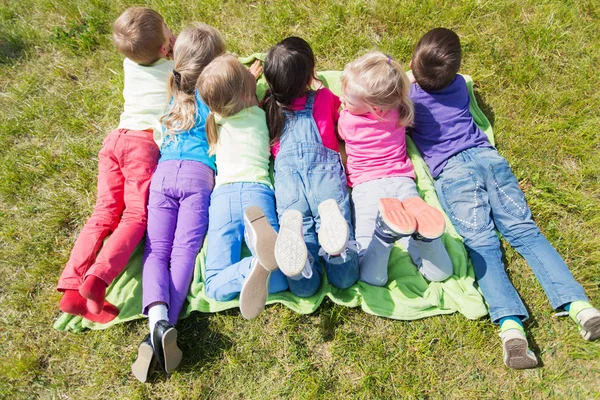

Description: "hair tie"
172 70 182 87
386 54 392 65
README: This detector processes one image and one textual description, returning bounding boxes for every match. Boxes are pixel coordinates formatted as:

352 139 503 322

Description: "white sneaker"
575 308 600 341
275 209 308 277
317 199 349 256
240 206 278 320
500 329 538 369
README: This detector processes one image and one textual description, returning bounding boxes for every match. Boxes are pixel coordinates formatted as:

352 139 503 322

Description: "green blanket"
54 60 491 332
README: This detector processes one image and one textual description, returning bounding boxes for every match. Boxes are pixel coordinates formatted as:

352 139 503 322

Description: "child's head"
197 54 258 155
341 51 414 127
262 36 318 143
161 23 226 135
112 7 175 66
411 28 462 92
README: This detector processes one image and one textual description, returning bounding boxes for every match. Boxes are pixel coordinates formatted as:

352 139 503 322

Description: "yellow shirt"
214 106 273 189
117 57 174 146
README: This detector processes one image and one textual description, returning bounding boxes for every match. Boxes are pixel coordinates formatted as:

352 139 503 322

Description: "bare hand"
249 60 263 79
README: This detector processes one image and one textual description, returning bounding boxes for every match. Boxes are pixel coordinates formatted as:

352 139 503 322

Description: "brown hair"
341 51 414 127
262 37 318 144
412 28 462 92
112 7 166 66
197 54 257 155
161 23 226 136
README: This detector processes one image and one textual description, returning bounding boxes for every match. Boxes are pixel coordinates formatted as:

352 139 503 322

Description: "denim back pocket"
308 162 346 205
207 189 233 231
490 163 529 220
274 170 300 211
439 172 488 232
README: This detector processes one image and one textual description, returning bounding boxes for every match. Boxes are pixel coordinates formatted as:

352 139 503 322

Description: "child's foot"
131 334 157 383
501 329 538 369
317 199 349 256
568 301 600 341
59 289 119 323
401 197 445 240
152 320 182 374
79 275 108 314
240 206 278 319
499 317 537 369
275 209 308 278
374 198 416 243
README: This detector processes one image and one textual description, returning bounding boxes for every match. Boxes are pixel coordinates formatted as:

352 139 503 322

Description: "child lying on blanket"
262 37 359 296
198 54 289 320
57 7 175 323
339 51 453 287
408 27 600 369
132 24 225 382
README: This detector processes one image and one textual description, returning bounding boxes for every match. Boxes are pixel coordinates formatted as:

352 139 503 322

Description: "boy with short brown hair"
56 7 175 324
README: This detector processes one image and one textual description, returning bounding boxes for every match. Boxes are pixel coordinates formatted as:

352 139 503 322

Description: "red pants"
57 129 160 291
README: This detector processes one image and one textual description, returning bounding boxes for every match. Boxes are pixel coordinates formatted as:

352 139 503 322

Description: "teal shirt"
159 90 216 170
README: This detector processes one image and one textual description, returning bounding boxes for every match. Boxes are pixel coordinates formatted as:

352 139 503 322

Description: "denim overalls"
274 91 359 297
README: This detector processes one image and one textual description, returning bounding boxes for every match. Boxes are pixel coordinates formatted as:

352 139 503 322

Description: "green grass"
1 0 600 398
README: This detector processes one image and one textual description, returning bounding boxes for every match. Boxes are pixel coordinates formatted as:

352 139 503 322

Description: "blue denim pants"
204 182 288 301
273 91 359 297
434 146 587 323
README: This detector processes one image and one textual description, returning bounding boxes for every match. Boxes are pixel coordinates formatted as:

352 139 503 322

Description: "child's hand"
406 70 416 84
166 35 177 60
249 60 263 79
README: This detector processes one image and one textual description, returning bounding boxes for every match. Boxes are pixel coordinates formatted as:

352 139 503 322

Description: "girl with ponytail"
338 51 453 287
196 54 288 320
132 23 225 381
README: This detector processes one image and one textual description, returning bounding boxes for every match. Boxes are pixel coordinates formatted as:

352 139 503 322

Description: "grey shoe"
275 209 308 278
575 308 600 341
317 199 349 256
501 329 538 369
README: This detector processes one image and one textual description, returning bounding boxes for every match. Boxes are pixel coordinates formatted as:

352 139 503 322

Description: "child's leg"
400 194 453 282
166 162 214 324
434 156 529 323
82 132 159 311
205 184 287 302
57 133 124 293
481 151 588 310
141 173 178 318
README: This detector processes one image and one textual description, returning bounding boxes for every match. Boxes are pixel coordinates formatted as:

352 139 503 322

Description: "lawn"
1 0 599 398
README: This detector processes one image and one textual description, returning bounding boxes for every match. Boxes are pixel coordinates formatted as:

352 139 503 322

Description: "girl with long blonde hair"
132 23 225 382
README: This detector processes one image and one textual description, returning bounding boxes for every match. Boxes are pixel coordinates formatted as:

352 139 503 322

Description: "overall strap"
305 90 316 112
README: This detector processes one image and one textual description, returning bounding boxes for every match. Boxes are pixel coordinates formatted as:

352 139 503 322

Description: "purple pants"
142 160 214 324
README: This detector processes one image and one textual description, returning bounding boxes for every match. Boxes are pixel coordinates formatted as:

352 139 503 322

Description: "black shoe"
152 320 183 373
131 334 157 383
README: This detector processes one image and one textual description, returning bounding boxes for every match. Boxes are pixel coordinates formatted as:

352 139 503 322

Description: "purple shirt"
409 75 492 178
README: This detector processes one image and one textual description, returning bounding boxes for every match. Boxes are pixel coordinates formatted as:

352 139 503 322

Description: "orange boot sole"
378 198 416 236
401 197 445 240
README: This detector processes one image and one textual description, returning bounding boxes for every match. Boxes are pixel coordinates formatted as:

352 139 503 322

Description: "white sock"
148 303 168 344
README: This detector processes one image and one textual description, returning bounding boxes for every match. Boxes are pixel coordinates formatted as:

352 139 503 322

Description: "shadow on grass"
474 89 495 128
0 33 26 64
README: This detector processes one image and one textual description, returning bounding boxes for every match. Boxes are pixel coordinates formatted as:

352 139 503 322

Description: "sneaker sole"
131 341 155 383
402 197 445 240
161 327 183 374
275 210 307 277
580 314 600 341
244 206 278 272
503 337 538 369
379 198 416 236
239 260 271 320
318 199 349 255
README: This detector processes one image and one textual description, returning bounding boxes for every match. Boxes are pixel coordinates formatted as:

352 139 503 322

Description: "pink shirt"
271 88 341 157
338 108 415 187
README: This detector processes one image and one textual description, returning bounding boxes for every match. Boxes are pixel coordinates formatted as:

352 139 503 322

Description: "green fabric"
54 59 491 332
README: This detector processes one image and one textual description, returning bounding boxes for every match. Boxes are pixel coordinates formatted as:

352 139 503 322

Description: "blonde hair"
161 23 226 136
113 7 166 66
341 51 414 127
197 54 256 155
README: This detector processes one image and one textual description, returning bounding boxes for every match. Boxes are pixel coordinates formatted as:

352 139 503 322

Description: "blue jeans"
204 182 288 301
434 147 587 323
275 144 359 297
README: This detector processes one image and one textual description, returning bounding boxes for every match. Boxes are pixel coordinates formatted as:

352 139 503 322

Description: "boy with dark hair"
409 27 600 369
